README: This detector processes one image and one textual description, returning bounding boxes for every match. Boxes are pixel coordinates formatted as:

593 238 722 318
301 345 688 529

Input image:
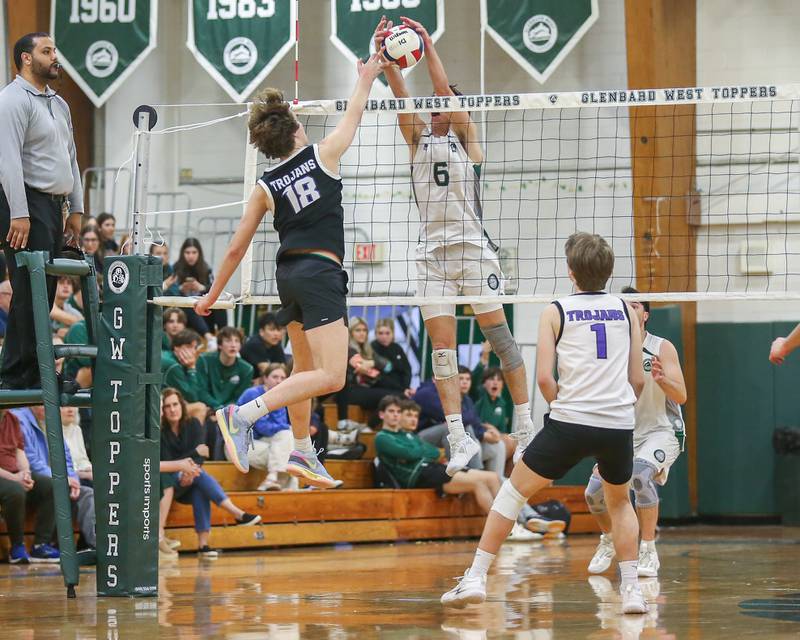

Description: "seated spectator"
414 368 505 477
0 280 11 340
51 276 83 338
80 225 105 276
0 409 59 564
240 312 286 374
162 307 187 352
162 329 208 422
474 366 517 464
150 243 179 295
160 388 260 558
336 317 398 431
197 327 253 458
96 213 119 253
64 320 93 389
371 318 413 396
61 407 92 487
238 364 295 491
374 396 501 514
174 238 226 342
118 234 132 256
66 276 86 316
12 406 96 550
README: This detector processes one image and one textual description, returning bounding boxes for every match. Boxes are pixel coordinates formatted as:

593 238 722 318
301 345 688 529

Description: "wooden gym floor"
0 525 798 639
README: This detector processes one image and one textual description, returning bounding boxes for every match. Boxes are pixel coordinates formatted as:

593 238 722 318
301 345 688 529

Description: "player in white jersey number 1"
584 287 687 578
375 16 536 474
442 233 650 615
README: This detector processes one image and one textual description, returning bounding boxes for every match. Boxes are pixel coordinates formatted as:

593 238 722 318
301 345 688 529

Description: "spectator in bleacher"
12 406 96 550
118 234 132 255
336 317 398 431
95 213 119 254
474 366 517 465
162 307 187 352
174 238 226 342
50 276 83 338
61 406 91 487
0 409 59 563
150 243 179 295
0 279 11 340
80 225 104 276
371 318 413 396
240 312 287 374
374 396 501 514
160 388 260 558
63 319 92 390
162 329 208 422
238 363 295 491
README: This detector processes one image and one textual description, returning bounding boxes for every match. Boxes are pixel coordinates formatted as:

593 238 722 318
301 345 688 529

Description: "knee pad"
631 459 660 508
431 349 458 380
483 323 524 372
584 473 607 514
490 479 528 521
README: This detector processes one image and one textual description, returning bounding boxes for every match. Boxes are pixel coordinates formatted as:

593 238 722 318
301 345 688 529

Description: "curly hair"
248 88 299 159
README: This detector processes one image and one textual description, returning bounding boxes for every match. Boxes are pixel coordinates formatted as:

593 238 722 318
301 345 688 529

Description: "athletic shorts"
634 429 681 485
416 242 504 320
415 462 469 496
275 255 348 330
522 414 634 485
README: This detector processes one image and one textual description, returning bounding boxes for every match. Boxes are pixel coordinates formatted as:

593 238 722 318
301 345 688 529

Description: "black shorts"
415 462 468 496
275 255 349 330
522 414 633 485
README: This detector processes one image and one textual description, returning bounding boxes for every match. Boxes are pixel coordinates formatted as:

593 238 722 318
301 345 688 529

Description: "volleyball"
383 25 425 69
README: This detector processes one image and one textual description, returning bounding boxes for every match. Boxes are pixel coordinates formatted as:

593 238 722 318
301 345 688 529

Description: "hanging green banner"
187 0 296 103
51 0 158 108
330 0 444 82
482 0 598 84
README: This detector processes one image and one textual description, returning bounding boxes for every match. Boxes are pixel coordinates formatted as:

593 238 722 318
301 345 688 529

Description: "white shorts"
633 429 681 485
247 429 293 472
416 242 505 321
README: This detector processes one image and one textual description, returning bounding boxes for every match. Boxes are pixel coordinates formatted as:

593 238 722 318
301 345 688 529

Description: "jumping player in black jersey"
195 53 388 486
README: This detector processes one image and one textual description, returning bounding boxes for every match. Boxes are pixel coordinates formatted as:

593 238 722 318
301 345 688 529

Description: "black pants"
0 187 63 388
185 307 228 336
0 473 55 546
336 380 399 421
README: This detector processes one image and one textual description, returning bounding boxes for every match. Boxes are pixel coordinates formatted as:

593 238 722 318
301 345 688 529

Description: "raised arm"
653 339 687 405
535 304 560 404
317 52 388 173
770 322 800 364
374 16 426 151
194 185 272 316
401 16 483 164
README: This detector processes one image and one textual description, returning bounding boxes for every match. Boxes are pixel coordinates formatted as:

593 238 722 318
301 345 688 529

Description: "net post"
239 114 259 301
131 106 157 256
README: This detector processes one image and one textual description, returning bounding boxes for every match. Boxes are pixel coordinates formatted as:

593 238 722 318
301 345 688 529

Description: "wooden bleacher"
0 429 598 558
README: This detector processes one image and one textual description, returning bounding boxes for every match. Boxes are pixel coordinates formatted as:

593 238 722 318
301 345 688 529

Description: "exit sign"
353 243 384 264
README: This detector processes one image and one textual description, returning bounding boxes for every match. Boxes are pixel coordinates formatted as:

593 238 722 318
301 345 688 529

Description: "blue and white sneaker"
286 450 338 489
30 543 60 564
216 404 254 473
9 544 30 564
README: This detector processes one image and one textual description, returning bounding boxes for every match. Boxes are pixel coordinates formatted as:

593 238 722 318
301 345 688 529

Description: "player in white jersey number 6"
194 53 389 487
584 287 687 578
375 16 536 475
442 233 650 615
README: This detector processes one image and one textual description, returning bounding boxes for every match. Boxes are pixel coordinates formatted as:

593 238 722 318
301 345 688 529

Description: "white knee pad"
490 480 528 521
584 473 606 514
631 459 660 508
483 323 524 372
431 349 458 380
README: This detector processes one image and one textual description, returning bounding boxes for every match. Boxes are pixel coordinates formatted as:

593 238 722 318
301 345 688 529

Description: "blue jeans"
184 470 227 533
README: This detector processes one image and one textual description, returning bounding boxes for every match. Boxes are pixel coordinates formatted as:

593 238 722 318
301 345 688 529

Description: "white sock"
641 539 656 552
446 414 466 440
514 402 531 423
618 560 638 587
466 548 496 578
294 436 314 454
238 394 270 423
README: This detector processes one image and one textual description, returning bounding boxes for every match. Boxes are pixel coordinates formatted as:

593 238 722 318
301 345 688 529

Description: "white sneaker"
620 582 649 614
507 523 543 542
511 418 536 464
440 572 487 607
446 435 480 476
588 534 616 574
637 543 660 577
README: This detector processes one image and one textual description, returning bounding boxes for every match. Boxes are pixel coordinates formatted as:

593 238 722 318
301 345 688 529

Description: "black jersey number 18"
433 161 450 187
283 176 321 214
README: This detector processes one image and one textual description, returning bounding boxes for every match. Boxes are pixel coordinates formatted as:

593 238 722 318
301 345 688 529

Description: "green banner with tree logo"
482 0 598 84
51 0 158 107
330 0 444 83
187 0 296 103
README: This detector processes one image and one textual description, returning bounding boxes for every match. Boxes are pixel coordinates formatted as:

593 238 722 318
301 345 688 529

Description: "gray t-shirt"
0 75 83 219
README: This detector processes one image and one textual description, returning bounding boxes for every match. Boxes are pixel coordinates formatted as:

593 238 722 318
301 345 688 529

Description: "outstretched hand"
373 15 393 52
357 51 390 81
401 15 431 44
194 295 213 317
770 337 788 364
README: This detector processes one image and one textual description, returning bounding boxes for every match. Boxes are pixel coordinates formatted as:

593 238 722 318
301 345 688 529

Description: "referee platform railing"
0 251 100 598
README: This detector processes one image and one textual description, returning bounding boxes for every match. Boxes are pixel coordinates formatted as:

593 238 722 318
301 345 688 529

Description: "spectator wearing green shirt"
162 329 208 422
374 396 500 514
474 366 517 468
64 320 92 389
162 307 187 354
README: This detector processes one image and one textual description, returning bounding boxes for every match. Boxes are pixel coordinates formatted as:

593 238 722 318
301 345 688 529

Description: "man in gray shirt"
0 32 84 390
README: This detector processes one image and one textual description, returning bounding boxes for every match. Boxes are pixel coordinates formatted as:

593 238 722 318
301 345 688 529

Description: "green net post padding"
92 256 162 596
